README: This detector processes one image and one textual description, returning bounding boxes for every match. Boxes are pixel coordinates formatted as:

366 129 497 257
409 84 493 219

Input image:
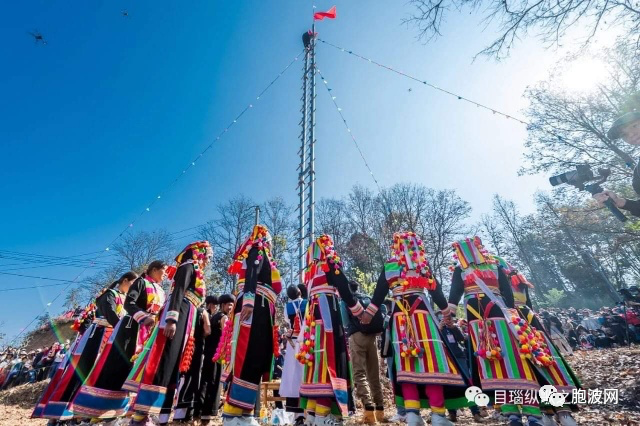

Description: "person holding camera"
593 111 640 216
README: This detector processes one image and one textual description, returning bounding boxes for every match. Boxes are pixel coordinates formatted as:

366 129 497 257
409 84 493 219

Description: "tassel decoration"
296 304 316 367
179 335 196 373
511 313 555 367
474 319 503 362
273 325 280 358
293 314 301 336
213 315 234 365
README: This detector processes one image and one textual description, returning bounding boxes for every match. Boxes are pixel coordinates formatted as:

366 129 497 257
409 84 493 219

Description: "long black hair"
146 260 167 275
108 271 138 289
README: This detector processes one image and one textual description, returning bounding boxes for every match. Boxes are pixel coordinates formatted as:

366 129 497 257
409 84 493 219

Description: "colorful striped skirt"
465 295 539 391
34 323 112 420
517 305 580 393
224 287 276 413
71 316 140 419
32 337 80 418
388 293 468 410
127 295 198 416
299 293 352 417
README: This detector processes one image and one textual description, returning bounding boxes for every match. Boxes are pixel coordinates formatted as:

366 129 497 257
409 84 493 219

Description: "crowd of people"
0 342 70 390
0 306 92 391
534 303 640 351
28 227 636 426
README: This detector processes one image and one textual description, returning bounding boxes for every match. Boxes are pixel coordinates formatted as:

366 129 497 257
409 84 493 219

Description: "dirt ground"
1 347 639 426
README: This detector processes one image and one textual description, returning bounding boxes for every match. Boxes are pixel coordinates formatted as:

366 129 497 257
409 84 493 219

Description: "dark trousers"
198 360 223 419
286 397 304 415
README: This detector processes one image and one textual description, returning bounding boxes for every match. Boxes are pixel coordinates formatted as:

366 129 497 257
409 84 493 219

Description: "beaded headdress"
387 231 435 290
228 225 276 274
304 234 342 283
176 240 213 265
174 240 212 300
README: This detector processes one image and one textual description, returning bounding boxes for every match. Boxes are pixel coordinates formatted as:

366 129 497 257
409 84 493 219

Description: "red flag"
314 6 337 20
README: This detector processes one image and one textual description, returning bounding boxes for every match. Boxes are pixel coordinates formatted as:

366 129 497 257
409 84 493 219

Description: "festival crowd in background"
0 342 70 390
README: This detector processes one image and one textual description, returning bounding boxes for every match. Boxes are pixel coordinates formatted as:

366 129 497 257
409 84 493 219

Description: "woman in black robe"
220 225 282 425
34 271 137 424
71 262 167 423
128 241 212 426
297 234 364 426
173 305 210 422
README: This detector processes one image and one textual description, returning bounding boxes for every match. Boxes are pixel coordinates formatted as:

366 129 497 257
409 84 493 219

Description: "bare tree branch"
407 0 640 59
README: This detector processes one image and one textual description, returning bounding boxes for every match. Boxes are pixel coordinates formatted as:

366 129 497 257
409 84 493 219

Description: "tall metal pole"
297 28 317 284
308 23 316 250
298 33 310 284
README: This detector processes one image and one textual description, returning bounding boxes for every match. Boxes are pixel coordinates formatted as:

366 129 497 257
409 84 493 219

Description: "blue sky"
0 0 577 339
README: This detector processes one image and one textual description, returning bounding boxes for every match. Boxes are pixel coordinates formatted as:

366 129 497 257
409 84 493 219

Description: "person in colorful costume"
495 257 580 426
71 262 166 424
199 294 235 425
33 271 138 425
448 237 544 426
279 285 308 426
360 232 467 426
173 303 209 423
218 225 282 426
127 241 212 426
297 234 364 426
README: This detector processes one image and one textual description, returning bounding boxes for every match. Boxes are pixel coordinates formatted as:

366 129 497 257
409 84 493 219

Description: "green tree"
543 289 566 307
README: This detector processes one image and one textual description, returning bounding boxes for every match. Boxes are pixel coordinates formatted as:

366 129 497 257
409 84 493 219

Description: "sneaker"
541 414 558 426
389 414 406 423
556 413 578 426
243 417 261 426
223 417 248 426
406 412 425 426
294 417 306 426
431 413 454 426
314 415 343 426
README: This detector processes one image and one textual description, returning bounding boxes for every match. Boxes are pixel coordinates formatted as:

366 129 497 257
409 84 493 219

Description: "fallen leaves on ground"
2 347 640 425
